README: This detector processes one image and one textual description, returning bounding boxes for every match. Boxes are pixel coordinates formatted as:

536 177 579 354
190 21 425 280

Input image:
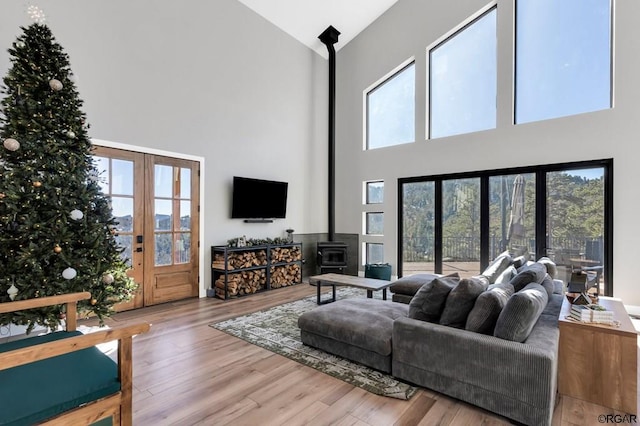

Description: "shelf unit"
211 242 303 300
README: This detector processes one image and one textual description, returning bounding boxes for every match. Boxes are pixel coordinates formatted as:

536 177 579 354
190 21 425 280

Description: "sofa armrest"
393 316 558 408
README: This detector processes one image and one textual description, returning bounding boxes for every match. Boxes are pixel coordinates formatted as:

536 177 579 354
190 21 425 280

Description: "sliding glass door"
399 160 611 295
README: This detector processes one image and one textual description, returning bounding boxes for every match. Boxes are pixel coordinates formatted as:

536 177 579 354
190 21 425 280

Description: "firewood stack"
212 250 267 270
214 270 266 298
270 264 302 289
270 246 302 264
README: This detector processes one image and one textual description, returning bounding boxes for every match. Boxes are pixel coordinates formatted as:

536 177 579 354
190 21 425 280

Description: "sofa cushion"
465 283 515 334
494 282 548 342
0 331 120 426
408 275 459 323
390 272 459 296
439 277 489 328
509 262 547 292
537 256 558 279
298 298 408 356
481 251 512 283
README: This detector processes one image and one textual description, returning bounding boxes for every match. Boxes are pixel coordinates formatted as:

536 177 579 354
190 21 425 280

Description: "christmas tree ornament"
102 273 114 284
66 130 76 139
70 209 83 220
3 138 20 151
0 193 5 199
15 41 25 49
62 267 77 280
53 245 62 253
27 5 47 24
32 181 42 188
7 284 18 301
90 298 97 305
49 78 63 91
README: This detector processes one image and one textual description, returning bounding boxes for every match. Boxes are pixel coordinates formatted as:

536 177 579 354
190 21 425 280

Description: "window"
399 160 612 295
366 243 385 264
366 212 384 235
515 0 612 124
366 62 415 149
429 7 497 139
365 181 384 204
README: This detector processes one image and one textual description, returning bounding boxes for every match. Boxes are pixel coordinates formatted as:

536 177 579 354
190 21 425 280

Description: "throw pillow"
408 276 460 323
537 257 558 279
439 277 489 328
540 273 554 297
389 272 459 296
494 282 548 342
465 283 515 334
494 265 516 284
509 262 547 292
481 252 512 284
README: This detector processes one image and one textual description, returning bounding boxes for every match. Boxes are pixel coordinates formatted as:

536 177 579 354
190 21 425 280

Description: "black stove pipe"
318 25 340 242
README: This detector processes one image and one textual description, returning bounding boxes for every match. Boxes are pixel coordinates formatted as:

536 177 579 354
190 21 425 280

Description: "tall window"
399 161 611 295
366 62 415 149
429 7 497 139
363 181 385 265
515 0 612 124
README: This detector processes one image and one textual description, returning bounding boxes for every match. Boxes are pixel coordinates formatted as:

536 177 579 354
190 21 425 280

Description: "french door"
92 146 200 309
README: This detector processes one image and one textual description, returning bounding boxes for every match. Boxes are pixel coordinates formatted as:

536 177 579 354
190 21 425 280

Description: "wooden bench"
0 292 150 425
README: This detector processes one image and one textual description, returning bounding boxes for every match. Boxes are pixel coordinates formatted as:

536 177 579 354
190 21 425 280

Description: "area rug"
210 288 418 400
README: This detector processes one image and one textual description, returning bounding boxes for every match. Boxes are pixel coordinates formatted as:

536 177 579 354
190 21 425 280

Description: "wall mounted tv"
231 176 288 221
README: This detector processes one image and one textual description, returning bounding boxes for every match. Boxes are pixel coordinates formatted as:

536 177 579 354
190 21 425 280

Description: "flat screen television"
231 176 288 219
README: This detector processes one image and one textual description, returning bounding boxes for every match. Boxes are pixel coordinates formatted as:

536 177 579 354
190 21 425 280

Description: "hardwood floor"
84 284 639 426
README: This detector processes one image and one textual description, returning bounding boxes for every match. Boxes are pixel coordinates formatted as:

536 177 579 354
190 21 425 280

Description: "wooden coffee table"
308 273 393 305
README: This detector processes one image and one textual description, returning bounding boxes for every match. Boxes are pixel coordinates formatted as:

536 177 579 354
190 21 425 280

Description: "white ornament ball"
3 138 20 151
66 130 76 139
102 273 114 285
70 209 84 220
49 79 63 91
7 284 18 301
16 41 25 49
62 267 77 280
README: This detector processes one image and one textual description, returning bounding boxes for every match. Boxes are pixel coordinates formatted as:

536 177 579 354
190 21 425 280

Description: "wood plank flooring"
83 284 639 426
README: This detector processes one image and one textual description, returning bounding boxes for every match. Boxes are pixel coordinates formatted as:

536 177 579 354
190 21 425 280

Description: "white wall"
0 0 329 294
335 0 640 305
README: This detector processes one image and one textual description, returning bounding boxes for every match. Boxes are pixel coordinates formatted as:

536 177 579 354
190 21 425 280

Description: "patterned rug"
210 288 418 400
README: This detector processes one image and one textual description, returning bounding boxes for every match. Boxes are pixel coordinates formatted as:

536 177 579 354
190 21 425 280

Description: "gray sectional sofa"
298 255 563 426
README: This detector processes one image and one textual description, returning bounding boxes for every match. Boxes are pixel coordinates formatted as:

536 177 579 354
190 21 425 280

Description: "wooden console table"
558 296 637 414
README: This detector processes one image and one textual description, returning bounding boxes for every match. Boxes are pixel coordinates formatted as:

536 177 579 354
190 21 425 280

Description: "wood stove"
317 241 348 274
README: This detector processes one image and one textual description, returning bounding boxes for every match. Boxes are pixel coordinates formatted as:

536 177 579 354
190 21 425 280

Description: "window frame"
426 2 497 140
513 0 614 124
364 58 416 150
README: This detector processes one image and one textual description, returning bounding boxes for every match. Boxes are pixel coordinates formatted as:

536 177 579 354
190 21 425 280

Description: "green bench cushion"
0 330 120 426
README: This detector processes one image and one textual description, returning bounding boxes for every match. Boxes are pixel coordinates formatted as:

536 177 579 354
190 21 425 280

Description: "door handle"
136 247 143 252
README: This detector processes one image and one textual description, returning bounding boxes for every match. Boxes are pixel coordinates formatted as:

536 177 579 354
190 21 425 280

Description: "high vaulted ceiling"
236 0 399 58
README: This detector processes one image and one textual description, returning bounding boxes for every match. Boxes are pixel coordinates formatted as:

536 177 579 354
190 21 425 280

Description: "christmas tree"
0 18 136 332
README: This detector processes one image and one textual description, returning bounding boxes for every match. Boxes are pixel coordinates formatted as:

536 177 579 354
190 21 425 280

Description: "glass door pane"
153 165 191 266
401 181 435 275
547 168 605 294
442 178 481 277
488 173 536 259
94 156 135 266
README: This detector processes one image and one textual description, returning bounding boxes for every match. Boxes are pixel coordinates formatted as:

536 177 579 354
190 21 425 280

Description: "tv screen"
231 176 288 219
